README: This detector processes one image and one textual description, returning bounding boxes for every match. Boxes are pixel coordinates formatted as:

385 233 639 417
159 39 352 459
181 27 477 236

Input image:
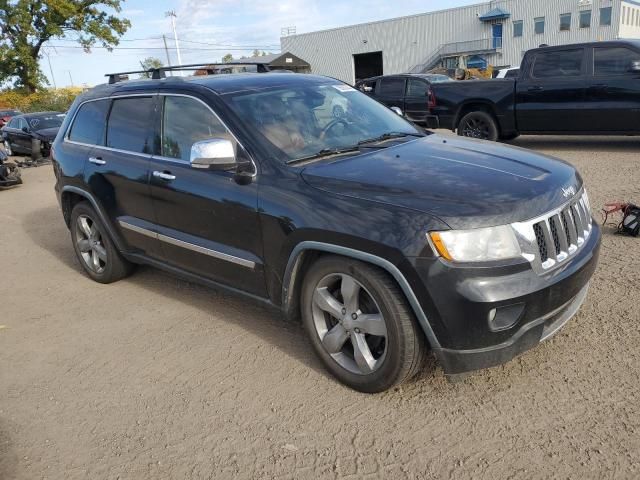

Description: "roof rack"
105 61 273 84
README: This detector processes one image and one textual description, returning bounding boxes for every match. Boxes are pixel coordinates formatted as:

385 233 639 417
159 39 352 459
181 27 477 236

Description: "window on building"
600 7 612 26
579 10 592 28
106 97 156 154
513 20 523 37
560 13 571 31
594 47 640 75
534 17 545 34
532 49 584 78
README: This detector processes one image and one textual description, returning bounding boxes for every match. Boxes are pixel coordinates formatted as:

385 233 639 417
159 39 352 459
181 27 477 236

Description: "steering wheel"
321 118 351 140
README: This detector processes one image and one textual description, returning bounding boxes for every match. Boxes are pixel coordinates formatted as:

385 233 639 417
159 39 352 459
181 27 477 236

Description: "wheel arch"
453 101 500 131
282 241 441 349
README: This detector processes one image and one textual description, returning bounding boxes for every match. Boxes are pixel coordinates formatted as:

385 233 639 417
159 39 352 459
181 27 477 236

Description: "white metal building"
281 0 640 83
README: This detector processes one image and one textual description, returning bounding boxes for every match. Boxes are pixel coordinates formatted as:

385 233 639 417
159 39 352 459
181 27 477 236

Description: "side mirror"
629 60 640 72
190 138 237 170
390 106 404 116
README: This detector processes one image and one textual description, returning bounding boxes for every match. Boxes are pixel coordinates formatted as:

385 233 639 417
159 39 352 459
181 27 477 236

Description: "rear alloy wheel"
70 202 134 283
301 256 426 393
3 140 12 157
458 111 499 141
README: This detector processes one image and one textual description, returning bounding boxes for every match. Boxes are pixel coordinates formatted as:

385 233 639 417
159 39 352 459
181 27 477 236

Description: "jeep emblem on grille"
562 185 576 198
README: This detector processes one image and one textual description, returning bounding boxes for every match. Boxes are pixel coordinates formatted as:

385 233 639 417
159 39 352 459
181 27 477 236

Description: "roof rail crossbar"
105 61 272 84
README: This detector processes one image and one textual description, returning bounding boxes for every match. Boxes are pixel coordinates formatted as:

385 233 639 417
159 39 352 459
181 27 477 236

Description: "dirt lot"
1 136 639 480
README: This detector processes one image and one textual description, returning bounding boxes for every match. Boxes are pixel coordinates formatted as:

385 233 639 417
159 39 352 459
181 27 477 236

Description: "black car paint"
430 40 640 136
52 73 600 375
2 112 62 156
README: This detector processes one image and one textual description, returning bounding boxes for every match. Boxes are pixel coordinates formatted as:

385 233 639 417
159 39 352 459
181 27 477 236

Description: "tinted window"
534 17 545 34
106 97 156 154
406 79 428 97
69 101 110 145
7 118 18 128
379 78 405 96
560 13 571 31
600 7 612 26
580 10 592 28
162 96 230 161
532 49 584 78
505 69 519 79
594 47 640 75
513 20 523 37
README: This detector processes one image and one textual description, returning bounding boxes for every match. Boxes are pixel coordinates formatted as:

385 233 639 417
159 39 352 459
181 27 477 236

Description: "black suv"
52 71 600 392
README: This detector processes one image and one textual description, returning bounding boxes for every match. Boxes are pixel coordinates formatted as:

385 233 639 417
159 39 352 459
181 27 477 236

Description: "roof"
478 7 510 21
215 52 309 67
85 72 338 99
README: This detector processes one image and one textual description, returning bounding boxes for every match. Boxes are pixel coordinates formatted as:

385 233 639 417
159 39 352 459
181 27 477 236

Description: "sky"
41 0 479 87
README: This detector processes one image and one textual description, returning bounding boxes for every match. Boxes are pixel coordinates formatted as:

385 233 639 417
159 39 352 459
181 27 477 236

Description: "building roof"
478 7 510 21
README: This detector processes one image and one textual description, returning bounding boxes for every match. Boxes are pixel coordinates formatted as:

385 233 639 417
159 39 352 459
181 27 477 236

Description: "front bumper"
413 221 601 374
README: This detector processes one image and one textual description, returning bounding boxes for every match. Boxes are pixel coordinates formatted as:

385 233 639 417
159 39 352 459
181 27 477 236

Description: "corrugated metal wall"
281 0 624 84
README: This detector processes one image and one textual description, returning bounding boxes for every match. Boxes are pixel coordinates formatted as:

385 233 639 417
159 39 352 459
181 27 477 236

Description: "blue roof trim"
479 7 511 21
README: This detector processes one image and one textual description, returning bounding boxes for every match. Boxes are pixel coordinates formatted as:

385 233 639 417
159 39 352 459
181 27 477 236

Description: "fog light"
488 303 525 332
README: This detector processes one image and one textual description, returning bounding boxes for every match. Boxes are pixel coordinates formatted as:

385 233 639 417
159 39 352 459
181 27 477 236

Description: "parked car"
495 67 519 79
52 71 600 392
0 109 22 128
2 112 65 159
427 40 640 141
356 74 452 125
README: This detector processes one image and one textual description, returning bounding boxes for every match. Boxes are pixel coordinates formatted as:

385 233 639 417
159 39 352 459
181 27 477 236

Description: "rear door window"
161 96 231 162
68 100 110 145
531 49 584 78
379 77 406 97
594 47 640 75
106 97 156 154
406 79 428 97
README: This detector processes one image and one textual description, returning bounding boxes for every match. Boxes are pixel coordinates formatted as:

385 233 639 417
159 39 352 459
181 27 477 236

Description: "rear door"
14 118 32 152
516 48 588 132
404 77 429 123
586 45 640 132
148 93 265 296
82 94 163 258
376 77 406 111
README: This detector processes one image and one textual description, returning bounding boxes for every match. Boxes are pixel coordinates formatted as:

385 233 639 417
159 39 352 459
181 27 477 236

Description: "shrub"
0 87 84 113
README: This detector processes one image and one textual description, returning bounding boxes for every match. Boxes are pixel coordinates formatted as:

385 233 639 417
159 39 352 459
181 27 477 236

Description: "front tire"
301 256 426 393
3 140 12 157
70 202 134 284
457 111 499 141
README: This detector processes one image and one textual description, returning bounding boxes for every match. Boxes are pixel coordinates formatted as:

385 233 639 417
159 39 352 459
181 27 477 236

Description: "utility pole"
162 34 173 76
67 70 74 87
43 50 57 89
165 11 182 72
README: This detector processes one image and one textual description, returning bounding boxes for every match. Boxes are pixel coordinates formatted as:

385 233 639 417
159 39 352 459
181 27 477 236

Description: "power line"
45 44 279 51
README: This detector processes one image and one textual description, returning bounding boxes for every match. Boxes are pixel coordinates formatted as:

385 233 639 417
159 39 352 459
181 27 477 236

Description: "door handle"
527 86 544 92
153 170 176 181
89 157 106 165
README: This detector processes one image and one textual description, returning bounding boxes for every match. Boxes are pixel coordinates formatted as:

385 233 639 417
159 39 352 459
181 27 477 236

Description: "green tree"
221 53 233 63
0 0 131 92
139 56 163 78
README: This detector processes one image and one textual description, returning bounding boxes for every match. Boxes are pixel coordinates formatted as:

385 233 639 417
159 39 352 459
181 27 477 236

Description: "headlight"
429 225 521 262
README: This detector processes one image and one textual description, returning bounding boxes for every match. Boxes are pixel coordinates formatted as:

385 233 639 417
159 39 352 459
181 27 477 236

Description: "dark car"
2 112 65 159
0 109 22 128
356 74 452 125
428 40 640 141
52 70 600 392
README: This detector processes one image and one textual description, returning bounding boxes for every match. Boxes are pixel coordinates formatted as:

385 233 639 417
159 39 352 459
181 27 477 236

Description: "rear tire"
70 202 134 284
457 111 499 141
301 255 426 393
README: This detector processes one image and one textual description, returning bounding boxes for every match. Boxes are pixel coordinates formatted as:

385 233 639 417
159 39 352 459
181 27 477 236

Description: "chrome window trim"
118 220 256 269
63 92 258 177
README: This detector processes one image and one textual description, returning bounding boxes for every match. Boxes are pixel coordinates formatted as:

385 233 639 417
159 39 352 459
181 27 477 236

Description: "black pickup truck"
428 40 640 141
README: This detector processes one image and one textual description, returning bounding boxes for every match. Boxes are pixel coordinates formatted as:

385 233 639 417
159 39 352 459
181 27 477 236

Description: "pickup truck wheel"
70 202 134 284
301 256 426 393
458 111 499 141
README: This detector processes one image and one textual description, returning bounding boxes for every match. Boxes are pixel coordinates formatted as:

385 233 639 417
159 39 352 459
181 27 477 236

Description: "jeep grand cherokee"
52 71 600 392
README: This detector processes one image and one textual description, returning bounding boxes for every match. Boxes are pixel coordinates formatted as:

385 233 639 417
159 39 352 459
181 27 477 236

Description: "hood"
32 127 60 142
301 135 582 229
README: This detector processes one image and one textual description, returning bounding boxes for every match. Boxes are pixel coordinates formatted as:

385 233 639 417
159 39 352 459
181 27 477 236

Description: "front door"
82 95 163 258
148 93 265 296
516 48 588 132
492 24 503 49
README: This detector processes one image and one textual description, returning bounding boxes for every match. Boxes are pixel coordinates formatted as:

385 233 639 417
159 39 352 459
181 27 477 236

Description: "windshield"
28 114 64 130
225 83 422 161
425 74 453 83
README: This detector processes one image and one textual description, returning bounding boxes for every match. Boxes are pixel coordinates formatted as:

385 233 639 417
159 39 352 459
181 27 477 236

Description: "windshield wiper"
286 147 361 165
357 131 423 146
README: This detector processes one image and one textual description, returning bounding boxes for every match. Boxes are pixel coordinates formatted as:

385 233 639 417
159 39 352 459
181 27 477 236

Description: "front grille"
528 190 592 271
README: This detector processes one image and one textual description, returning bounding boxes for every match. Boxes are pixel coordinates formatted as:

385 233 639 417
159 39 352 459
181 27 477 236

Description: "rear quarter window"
69 100 111 145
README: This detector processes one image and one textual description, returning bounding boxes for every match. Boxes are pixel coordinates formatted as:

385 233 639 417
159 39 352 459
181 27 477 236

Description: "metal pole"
166 11 183 75
162 34 173 69
67 70 74 86
44 50 57 89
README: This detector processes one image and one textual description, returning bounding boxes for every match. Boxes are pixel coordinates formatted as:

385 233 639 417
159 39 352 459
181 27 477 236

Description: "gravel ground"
1 136 639 480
